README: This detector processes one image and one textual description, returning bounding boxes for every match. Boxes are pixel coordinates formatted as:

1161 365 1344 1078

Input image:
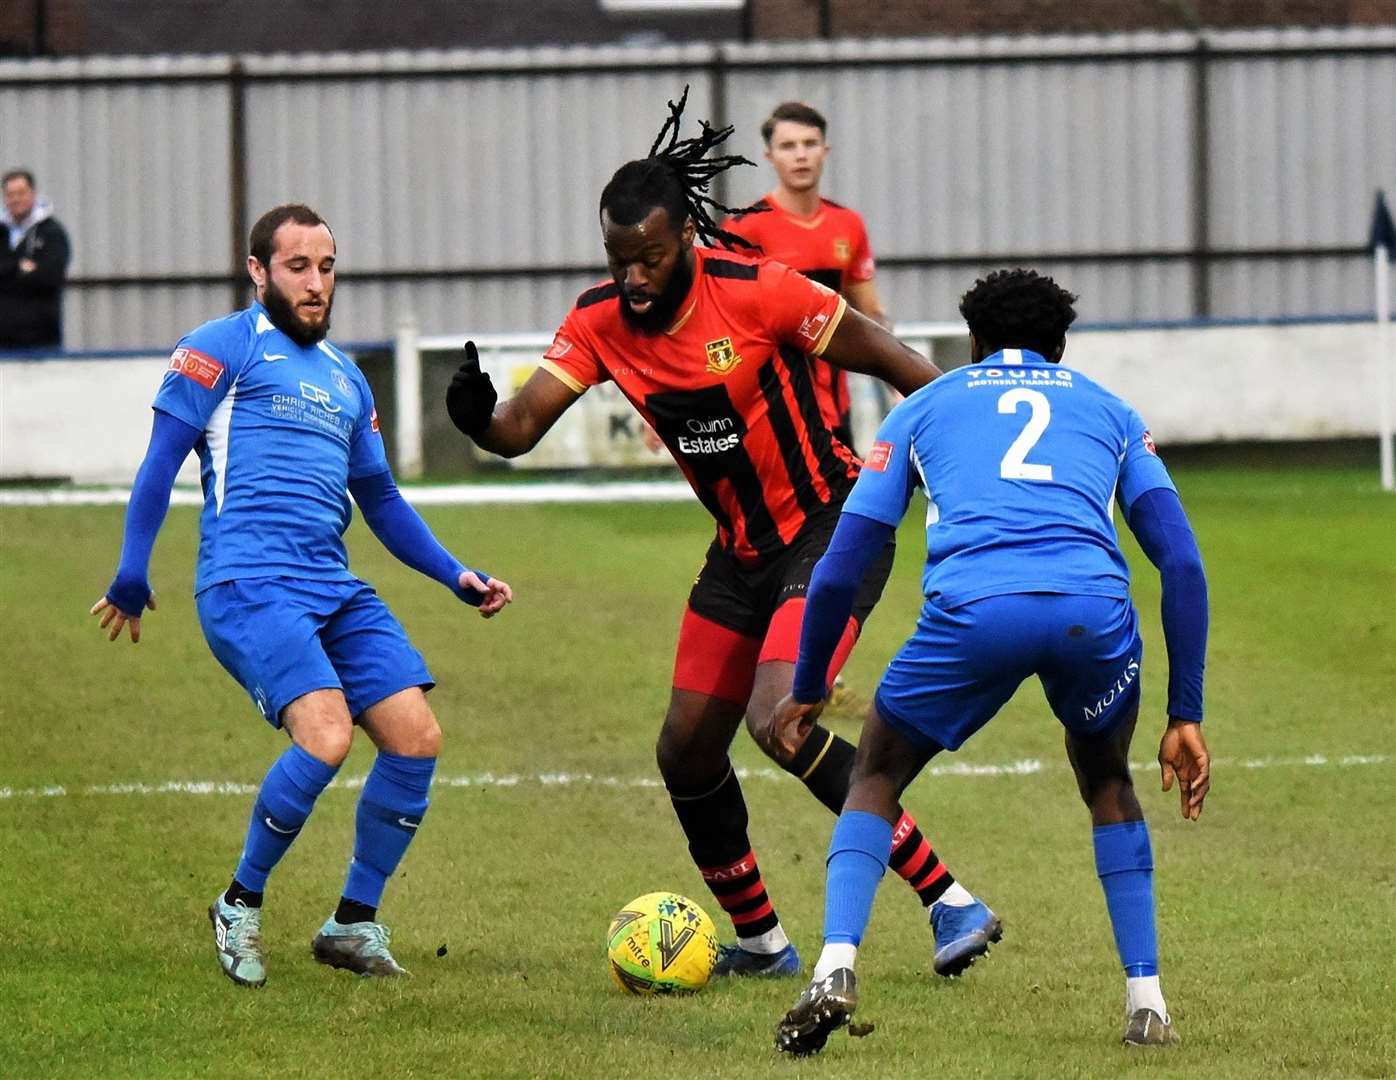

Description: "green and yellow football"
606 892 719 995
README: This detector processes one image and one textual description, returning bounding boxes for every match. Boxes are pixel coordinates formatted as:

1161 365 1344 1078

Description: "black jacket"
0 213 71 348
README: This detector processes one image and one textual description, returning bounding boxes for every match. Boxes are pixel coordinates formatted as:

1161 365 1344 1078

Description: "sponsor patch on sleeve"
168 347 224 389
544 333 574 361
370 407 380 433
864 440 894 472
1142 430 1158 455
796 311 831 348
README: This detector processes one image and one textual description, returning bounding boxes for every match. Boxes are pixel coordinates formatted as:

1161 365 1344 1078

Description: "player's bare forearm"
469 369 578 459
470 400 539 458
819 307 941 396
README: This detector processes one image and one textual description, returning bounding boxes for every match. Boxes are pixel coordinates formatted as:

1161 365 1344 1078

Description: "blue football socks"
823 810 893 946
1093 820 1159 977
235 743 340 892
342 752 437 910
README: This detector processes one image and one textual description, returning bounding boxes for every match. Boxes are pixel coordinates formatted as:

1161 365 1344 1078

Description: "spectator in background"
1 168 71 349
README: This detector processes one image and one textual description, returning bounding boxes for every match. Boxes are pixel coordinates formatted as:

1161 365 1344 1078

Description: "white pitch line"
0 754 1388 803
0 481 694 508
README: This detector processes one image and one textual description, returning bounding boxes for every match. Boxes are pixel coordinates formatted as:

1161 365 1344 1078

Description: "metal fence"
2 27 1393 350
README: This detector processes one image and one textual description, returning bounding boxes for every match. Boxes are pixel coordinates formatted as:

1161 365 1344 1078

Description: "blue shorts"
196 577 434 727
873 592 1143 751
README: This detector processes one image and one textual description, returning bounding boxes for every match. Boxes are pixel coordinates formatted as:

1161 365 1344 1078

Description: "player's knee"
656 714 719 785
1077 770 1136 814
655 725 686 782
411 713 443 758
384 708 442 757
296 720 354 767
743 706 793 764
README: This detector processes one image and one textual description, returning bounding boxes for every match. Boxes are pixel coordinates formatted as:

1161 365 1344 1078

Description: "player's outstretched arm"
90 410 201 643
348 470 513 618
1124 486 1211 819
445 341 579 458
818 306 941 397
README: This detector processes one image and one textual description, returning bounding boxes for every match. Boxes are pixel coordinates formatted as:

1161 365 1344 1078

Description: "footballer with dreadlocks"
445 89 1001 977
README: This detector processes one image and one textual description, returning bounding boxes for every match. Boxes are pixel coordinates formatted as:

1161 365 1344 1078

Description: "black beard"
617 254 693 336
262 279 331 346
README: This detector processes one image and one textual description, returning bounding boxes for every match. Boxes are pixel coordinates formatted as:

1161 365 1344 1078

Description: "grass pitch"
2 451 1393 1078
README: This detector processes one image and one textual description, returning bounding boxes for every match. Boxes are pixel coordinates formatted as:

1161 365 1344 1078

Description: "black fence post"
1191 36 1213 319
709 47 730 212
33 0 48 56
229 59 249 309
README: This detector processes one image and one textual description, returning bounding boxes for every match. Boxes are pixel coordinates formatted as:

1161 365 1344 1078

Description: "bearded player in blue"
767 269 1211 1053
90 204 513 988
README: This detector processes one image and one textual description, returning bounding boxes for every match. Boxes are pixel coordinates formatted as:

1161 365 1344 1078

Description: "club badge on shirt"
704 337 743 376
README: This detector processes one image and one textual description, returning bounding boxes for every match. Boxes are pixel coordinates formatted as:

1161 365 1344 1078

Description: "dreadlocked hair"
599 85 768 251
958 269 1079 358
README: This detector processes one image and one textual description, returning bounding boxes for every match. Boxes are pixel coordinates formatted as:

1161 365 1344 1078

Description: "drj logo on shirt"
299 381 341 413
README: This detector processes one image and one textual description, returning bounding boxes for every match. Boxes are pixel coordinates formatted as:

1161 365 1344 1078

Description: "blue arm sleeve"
791 512 897 703
1124 487 1208 722
106 410 202 615
348 470 489 605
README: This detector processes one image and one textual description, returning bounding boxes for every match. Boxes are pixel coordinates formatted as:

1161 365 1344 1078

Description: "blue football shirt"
845 348 1176 607
152 302 389 593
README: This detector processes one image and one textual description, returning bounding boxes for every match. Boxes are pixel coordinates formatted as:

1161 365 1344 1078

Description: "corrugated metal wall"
1206 33 1396 316
720 42 1203 323
2 28 1392 350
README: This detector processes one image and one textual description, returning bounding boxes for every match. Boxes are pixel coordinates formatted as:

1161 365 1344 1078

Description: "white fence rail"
394 321 967 477
2 320 1391 486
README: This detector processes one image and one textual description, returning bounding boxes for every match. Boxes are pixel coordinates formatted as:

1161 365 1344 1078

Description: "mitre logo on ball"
606 892 718 995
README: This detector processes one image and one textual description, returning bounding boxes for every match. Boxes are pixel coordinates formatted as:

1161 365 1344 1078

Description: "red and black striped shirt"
540 247 858 562
723 196 878 434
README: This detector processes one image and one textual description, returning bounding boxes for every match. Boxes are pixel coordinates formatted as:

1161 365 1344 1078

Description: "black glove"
445 341 498 440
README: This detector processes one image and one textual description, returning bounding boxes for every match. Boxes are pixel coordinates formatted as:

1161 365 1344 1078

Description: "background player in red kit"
445 91 1000 977
723 102 892 450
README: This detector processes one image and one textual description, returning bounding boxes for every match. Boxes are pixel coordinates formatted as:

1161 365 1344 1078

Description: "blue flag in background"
1371 191 1396 260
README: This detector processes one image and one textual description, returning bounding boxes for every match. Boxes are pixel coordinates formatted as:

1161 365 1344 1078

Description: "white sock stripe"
813 943 859 981
1126 974 1168 1021
737 924 790 954
1 753 1387 802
